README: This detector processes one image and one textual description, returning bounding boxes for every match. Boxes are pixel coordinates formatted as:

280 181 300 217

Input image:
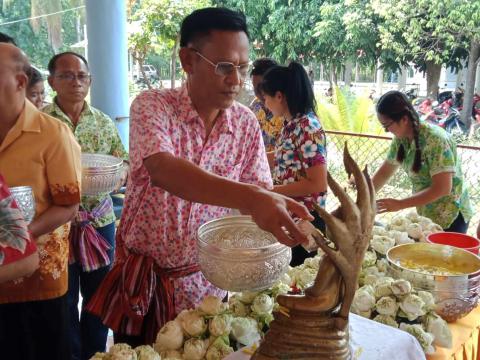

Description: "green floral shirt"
43 99 128 227
386 121 473 229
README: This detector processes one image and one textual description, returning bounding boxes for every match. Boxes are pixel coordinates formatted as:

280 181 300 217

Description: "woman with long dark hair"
261 62 327 265
373 90 472 233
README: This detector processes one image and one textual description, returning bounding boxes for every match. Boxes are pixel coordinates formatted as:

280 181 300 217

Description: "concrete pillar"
85 0 129 150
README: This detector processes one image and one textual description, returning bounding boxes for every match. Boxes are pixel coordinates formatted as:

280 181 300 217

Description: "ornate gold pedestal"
252 308 350 360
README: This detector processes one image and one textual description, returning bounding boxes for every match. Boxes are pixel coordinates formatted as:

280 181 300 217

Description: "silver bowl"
197 215 292 292
81 153 125 195
10 186 35 223
386 243 480 322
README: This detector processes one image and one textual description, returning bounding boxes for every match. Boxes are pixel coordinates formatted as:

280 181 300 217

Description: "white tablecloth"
225 313 426 360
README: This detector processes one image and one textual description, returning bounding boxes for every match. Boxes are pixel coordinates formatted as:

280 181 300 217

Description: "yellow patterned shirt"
250 97 284 151
0 100 81 303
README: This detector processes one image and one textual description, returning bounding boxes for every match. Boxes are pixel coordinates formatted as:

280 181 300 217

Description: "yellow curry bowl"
386 242 480 322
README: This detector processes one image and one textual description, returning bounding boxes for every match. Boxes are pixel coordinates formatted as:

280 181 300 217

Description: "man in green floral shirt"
43 51 128 360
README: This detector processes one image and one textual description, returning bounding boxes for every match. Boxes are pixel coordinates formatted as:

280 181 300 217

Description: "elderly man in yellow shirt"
0 43 81 360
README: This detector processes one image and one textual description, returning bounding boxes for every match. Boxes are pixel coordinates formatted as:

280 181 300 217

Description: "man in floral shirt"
43 52 128 360
88 7 312 347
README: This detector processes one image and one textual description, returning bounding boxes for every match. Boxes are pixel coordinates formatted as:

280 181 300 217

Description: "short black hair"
0 32 16 45
261 62 316 117
180 7 249 48
26 66 43 88
251 58 278 77
48 51 89 75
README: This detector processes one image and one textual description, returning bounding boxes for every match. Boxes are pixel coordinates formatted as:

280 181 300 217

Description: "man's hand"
376 198 404 213
241 187 314 247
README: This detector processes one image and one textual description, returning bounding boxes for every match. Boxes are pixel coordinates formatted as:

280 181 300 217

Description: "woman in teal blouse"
372 91 473 233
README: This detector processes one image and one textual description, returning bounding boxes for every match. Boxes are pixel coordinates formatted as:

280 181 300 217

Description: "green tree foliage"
373 0 478 106
214 0 323 64
0 0 84 69
128 0 211 88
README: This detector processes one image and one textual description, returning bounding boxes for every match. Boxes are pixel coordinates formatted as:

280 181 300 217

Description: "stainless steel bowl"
386 243 480 322
197 215 292 292
81 153 125 195
10 186 35 223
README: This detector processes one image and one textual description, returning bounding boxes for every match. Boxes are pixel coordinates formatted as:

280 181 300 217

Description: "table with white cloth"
225 313 426 360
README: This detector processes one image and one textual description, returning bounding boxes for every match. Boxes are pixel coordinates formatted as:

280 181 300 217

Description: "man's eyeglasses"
54 73 91 84
191 49 250 79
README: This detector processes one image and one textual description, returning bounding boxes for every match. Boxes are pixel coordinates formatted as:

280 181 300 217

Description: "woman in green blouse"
372 91 473 233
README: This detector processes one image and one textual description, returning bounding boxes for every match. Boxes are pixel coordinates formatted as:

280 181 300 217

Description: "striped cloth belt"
86 252 199 344
69 197 113 272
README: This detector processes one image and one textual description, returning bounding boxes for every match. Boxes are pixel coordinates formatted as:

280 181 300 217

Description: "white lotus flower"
155 320 184 351
375 296 399 317
303 256 321 269
390 279 412 296
205 337 234 360
362 251 377 268
399 323 435 354
231 317 261 346
352 308 372 318
271 281 291 297
405 210 420 222
372 226 388 236
389 230 414 245
239 291 259 304
371 235 396 255
296 267 317 289
183 338 209 360
228 297 250 317
251 293 274 315
376 258 389 273
209 314 233 337
373 314 399 328
110 350 138 360
199 295 227 315
109 344 137 360
135 345 161 360
406 223 423 240
399 294 426 321
374 277 394 299
424 312 452 348
364 274 382 286
418 216 433 230
417 291 436 311
181 310 208 337
352 286 376 312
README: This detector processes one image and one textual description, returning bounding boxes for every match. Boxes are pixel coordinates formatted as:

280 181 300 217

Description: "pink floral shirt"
118 86 272 313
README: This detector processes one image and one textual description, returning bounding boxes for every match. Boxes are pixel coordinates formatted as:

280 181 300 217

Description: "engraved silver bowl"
197 215 292 292
387 243 480 322
81 153 125 196
10 186 35 223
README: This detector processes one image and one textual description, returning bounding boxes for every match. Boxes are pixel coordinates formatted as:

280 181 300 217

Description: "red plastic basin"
426 232 480 255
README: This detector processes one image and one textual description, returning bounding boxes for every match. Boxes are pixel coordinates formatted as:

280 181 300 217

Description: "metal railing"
324 130 480 235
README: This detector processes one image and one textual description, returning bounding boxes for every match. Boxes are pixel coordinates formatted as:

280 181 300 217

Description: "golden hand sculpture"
253 144 375 360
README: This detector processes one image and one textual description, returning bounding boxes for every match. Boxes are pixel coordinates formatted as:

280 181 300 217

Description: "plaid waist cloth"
86 252 199 344
69 197 113 272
